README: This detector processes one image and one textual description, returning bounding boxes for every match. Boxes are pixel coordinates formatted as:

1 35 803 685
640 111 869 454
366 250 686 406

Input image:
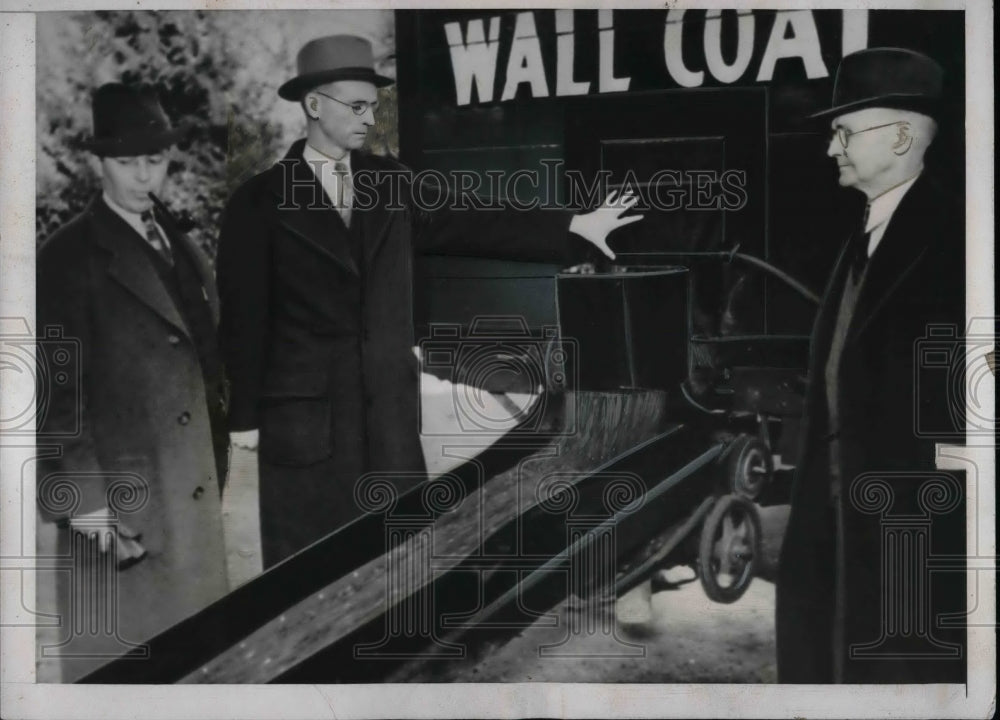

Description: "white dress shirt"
302 143 353 224
864 174 920 258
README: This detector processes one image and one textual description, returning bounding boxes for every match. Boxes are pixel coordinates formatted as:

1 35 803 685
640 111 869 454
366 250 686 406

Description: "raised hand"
568 189 644 260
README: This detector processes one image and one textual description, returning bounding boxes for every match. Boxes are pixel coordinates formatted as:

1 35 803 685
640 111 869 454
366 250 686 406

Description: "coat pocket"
259 397 333 466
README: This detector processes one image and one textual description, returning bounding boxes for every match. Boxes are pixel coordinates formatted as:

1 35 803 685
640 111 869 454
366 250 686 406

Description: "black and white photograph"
0 2 994 718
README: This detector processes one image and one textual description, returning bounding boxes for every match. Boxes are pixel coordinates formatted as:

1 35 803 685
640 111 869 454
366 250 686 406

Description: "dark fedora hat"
278 34 393 101
81 83 185 157
808 47 944 120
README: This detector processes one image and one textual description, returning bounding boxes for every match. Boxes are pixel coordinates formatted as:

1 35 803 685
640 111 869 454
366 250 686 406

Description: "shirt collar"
102 191 150 237
865 173 920 234
302 143 351 173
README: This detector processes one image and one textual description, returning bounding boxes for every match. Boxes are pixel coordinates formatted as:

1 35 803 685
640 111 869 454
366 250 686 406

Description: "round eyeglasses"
312 90 379 116
833 121 905 149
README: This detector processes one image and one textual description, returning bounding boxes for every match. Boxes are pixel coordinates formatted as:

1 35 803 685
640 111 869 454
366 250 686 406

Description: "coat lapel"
90 199 191 339
810 232 855 373
846 175 935 343
155 206 221 323
268 140 359 276
350 150 393 267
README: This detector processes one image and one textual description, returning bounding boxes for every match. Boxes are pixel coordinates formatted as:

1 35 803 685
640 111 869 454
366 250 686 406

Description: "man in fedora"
37 83 230 681
776 48 966 683
216 35 640 568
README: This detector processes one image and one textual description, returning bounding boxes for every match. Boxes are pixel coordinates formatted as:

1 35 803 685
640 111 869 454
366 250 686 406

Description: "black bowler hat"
278 35 393 101
809 47 944 120
81 83 185 157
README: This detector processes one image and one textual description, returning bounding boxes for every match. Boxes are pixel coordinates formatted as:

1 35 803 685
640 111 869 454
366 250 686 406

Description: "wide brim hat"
808 47 944 121
80 83 186 157
278 34 393 101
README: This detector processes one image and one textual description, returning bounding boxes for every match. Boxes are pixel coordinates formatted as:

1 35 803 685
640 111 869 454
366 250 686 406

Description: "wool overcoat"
217 140 592 564
37 197 230 682
776 174 967 683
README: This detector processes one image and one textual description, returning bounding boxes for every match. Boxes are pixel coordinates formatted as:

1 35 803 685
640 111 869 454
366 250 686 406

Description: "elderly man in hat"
37 83 230 681
776 48 966 683
217 35 640 568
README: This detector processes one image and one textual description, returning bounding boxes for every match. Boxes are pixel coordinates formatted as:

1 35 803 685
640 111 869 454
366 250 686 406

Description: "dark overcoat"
217 140 592 564
776 174 967 683
37 197 230 682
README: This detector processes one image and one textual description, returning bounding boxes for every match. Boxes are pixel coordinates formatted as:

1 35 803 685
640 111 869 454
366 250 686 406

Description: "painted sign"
443 9 869 106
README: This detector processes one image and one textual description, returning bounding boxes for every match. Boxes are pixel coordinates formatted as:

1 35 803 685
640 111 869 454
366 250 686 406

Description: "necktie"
140 211 173 266
334 161 353 227
849 205 871 282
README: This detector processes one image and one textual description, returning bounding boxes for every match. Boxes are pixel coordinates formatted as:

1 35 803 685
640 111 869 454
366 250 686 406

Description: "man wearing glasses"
216 35 640 568
776 48 965 683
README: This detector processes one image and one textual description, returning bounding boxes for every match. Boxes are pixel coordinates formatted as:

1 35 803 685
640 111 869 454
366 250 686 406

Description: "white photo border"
1 1 994 718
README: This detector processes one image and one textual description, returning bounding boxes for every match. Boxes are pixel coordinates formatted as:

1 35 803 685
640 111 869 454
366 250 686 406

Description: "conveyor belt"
262 427 721 683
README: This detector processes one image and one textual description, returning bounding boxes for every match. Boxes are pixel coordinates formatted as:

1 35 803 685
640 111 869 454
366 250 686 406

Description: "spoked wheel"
725 434 773 500
697 494 761 603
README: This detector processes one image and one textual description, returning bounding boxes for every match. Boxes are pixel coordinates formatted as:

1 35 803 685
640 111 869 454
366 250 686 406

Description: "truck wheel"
725 433 773 500
698 494 761 604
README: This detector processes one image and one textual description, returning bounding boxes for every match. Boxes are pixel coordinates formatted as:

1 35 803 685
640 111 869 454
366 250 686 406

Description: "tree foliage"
37 10 397 260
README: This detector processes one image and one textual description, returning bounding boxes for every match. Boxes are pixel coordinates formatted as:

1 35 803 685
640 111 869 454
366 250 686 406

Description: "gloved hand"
68 507 147 569
230 429 259 451
568 189 643 260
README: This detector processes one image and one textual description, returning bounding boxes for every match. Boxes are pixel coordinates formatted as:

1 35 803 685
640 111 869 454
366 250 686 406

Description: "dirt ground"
390 505 790 683
394 577 779 683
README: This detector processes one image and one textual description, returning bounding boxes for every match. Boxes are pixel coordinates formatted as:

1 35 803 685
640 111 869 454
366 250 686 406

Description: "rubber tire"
725 433 773 500
698 494 761 604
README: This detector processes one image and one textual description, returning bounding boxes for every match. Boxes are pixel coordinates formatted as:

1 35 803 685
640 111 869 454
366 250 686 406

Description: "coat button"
167 334 181 346
178 411 191 425
192 486 205 499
